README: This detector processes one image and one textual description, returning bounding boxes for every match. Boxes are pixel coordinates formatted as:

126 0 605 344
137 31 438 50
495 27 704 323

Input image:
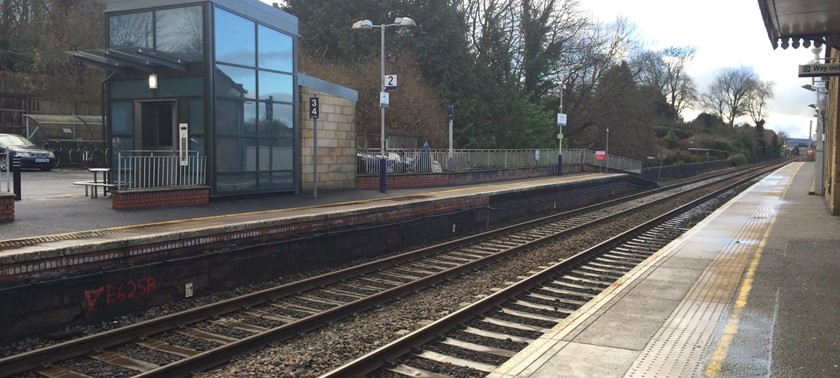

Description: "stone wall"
299 87 357 191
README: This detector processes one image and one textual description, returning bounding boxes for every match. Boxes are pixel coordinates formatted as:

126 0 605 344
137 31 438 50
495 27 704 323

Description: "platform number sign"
384 75 397 91
309 97 319 119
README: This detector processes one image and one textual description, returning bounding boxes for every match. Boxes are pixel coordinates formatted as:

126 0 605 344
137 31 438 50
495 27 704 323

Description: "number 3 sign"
309 97 319 119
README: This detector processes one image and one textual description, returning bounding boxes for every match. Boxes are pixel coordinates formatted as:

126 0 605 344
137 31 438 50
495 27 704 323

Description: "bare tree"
631 46 697 120
745 79 775 125
702 67 757 127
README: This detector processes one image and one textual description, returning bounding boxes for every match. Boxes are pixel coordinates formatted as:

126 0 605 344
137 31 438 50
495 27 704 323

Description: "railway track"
0 162 784 378
323 165 777 377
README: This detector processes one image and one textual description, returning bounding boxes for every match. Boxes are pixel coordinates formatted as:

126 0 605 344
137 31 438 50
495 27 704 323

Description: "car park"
0 133 57 171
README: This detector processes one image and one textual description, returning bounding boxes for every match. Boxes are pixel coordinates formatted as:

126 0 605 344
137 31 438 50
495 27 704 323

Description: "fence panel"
355 148 639 175
117 150 206 190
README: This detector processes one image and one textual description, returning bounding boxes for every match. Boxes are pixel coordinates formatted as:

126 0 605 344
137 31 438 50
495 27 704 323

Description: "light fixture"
148 73 158 90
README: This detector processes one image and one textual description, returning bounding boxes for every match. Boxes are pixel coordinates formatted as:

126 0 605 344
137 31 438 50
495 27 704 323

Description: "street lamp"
556 63 583 176
352 17 416 193
803 83 826 195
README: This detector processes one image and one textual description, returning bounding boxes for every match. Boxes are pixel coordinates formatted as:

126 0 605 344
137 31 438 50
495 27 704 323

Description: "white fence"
1 150 9 193
357 148 641 174
117 150 206 190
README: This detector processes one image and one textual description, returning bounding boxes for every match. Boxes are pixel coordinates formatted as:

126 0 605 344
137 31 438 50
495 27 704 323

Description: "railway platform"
490 161 840 377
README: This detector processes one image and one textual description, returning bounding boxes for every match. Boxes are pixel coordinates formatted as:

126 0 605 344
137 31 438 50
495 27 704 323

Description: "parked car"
0 133 57 171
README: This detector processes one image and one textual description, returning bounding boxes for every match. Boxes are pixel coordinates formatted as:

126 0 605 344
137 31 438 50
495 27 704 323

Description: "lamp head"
802 84 815 91
352 19 373 30
148 73 158 90
394 17 416 27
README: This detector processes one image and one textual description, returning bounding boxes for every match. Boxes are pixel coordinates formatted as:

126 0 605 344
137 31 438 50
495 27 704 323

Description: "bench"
73 181 116 198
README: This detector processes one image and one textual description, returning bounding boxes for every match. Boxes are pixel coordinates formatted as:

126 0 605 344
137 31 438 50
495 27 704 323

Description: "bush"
729 154 748 166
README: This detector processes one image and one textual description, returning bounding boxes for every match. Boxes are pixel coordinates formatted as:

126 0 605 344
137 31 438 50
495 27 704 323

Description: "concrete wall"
299 87 357 191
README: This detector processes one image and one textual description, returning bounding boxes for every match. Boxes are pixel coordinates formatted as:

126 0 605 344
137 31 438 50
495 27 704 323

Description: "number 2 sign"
384 75 397 91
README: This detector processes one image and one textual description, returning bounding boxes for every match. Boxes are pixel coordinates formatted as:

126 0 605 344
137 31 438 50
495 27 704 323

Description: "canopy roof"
758 0 840 50
24 114 104 143
67 48 188 74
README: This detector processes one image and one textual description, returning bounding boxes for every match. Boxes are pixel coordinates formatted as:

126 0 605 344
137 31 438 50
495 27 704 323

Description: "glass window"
259 171 293 190
258 71 293 103
258 25 293 72
110 101 133 135
109 12 152 48
217 172 258 192
190 99 204 135
214 8 255 66
111 79 153 100
258 102 293 138
156 6 203 61
257 138 293 172
157 76 204 97
216 137 257 173
215 99 257 135
215 64 256 99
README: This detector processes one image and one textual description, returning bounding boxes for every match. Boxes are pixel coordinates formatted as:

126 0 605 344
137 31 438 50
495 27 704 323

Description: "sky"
263 0 818 139
578 0 819 139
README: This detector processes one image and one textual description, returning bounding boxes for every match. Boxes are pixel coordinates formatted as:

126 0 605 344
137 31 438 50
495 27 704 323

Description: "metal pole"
378 25 387 193
313 96 319 198
605 127 610 172
558 83 563 176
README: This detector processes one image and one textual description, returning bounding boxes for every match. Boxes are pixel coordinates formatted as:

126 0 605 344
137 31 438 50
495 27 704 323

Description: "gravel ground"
197 192 725 378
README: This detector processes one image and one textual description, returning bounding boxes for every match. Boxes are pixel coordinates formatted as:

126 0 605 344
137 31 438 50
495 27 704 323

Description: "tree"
702 67 757 127
631 46 697 120
745 79 774 125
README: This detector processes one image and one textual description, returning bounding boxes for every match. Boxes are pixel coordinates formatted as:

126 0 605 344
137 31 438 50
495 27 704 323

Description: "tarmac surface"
1 168 441 240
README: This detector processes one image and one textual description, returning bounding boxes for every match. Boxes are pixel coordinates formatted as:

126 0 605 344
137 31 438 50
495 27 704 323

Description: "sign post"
448 105 454 170
310 96 319 198
556 113 567 175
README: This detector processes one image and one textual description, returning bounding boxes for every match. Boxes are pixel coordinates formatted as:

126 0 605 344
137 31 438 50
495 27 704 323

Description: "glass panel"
257 138 293 172
156 6 203 61
214 8 255 66
110 12 152 48
258 102 293 138
157 76 204 97
215 136 257 172
258 25 293 72
259 171 293 190
217 172 258 192
190 98 204 135
215 64 256 99
111 79 153 100
215 99 256 135
111 101 133 135
258 71 293 103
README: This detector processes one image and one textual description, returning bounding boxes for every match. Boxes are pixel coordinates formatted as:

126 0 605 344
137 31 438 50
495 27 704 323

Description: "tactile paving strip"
625 168 788 377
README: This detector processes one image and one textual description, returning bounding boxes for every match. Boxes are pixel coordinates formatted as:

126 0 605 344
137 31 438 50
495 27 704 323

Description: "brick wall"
0 193 13 223
112 187 210 210
299 88 357 191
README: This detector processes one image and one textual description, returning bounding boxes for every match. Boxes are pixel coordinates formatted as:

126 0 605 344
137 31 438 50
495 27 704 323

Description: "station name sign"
799 63 840 77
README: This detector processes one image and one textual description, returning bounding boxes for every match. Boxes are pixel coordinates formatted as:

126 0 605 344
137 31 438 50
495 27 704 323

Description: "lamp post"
352 17 416 193
556 63 582 176
803 84 826 195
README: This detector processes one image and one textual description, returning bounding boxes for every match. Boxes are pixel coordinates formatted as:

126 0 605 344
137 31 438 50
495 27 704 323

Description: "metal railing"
356 148 641 174
1 150 9 193
117 150 206 190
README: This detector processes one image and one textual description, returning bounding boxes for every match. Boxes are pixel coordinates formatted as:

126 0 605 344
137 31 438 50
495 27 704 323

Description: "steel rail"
320 162 782 377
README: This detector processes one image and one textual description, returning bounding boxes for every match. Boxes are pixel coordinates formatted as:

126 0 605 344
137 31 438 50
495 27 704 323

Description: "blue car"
0 133 57 171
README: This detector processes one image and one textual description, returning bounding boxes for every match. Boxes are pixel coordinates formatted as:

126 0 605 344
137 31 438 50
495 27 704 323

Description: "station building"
71 0 358 199
758 0 840 214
